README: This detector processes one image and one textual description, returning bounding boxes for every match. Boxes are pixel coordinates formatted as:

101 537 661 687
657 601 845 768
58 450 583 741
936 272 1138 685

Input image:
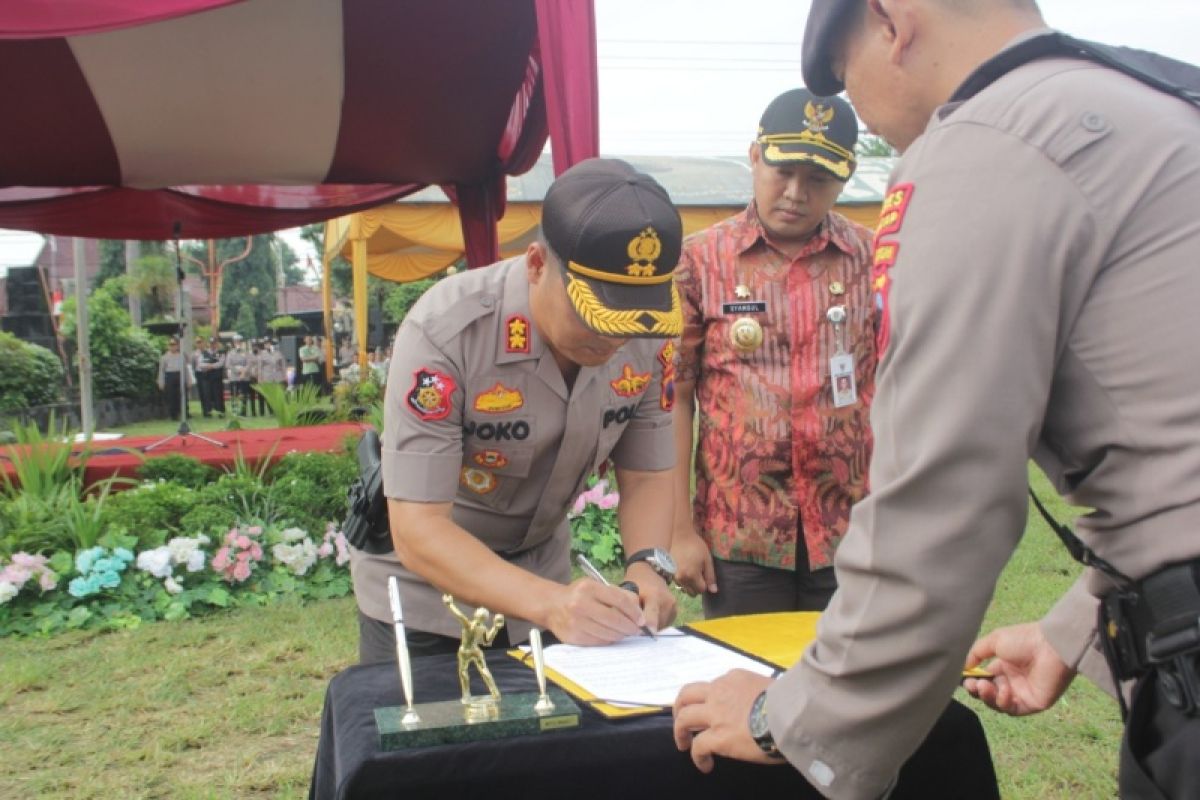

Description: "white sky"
595 0 1200 156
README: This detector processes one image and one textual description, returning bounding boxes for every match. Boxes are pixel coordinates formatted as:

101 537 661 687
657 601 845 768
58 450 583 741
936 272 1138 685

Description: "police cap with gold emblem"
542 157 683 338
756 88 858 180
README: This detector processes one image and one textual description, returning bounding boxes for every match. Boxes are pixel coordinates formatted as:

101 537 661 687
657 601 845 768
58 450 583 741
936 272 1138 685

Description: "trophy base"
375 687 580 750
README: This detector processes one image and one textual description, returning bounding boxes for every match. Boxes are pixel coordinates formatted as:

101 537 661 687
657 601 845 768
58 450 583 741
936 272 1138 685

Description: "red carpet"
1 423 368 489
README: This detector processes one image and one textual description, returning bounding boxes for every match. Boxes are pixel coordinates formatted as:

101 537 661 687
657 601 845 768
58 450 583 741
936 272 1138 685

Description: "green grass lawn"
0 465 1122 798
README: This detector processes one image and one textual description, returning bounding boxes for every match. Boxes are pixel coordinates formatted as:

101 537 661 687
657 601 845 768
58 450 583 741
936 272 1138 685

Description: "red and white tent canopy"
0 0 598 266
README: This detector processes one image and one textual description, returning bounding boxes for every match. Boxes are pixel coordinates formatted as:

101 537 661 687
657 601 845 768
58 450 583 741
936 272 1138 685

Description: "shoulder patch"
405 368 457 421
506 314 530 353
610 364 651 397
657 340 677 412
473 382 524 414
871 183 914 354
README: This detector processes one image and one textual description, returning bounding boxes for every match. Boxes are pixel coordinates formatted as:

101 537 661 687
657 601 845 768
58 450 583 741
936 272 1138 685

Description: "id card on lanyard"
828 305 857 408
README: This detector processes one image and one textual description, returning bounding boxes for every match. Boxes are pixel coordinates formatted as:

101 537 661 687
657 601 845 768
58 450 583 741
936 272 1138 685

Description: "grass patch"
0 465 1124 797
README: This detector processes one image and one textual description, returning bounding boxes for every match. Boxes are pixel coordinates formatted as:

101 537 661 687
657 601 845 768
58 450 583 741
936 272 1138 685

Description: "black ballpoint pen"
576 553 656 639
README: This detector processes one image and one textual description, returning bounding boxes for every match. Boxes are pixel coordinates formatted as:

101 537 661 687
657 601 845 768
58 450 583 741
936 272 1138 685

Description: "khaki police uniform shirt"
768 37 1200 800
351 256 676 642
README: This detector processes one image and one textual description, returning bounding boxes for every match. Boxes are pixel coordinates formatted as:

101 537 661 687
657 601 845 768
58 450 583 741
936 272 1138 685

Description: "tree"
126 253 178 320
856 132 897 158
301 223 352 298
215 235 280 338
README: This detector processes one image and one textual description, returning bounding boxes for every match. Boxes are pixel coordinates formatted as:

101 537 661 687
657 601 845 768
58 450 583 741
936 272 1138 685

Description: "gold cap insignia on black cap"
804 100 834 134
626 227 662 278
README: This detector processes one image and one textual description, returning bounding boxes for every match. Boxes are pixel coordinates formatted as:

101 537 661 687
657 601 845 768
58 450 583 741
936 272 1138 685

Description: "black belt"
1101 560 1200 718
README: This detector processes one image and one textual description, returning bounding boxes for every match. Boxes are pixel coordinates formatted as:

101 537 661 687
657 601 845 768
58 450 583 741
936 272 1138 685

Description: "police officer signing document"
351 158 682 663
672 1 1200 799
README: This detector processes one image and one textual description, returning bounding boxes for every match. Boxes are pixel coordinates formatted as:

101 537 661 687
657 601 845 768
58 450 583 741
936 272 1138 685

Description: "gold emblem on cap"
626 227 662 278
734 284 752 299
804 100 834 134
729 317 764 353
829 281 845 296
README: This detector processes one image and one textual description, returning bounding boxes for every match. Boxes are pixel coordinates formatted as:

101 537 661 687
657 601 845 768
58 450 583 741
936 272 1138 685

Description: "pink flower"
236 535 251 549
38 571 57 591
232 561 251 582
570 494 587 516
597 492 620 511
247 526 263 536
250 543 263 560
212 549 230 571
12 553 46 569
317 542 333 558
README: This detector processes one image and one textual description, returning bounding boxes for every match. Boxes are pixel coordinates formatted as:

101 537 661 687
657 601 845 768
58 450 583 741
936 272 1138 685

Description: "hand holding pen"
576 553 657 639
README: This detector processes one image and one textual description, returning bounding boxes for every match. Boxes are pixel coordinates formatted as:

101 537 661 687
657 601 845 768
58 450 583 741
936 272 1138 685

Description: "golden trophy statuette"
371 595 580 750
443 594 505 716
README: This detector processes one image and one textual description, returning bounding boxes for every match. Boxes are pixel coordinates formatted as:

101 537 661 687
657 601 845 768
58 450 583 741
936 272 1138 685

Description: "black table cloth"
309 649 998 799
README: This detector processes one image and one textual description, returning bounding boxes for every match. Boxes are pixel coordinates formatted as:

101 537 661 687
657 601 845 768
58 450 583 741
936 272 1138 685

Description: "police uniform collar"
495 255 544 365
949 27 1060 104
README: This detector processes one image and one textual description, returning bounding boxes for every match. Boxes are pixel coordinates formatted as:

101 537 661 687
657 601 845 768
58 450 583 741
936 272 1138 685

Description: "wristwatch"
624 547 677 586
749 689 784 759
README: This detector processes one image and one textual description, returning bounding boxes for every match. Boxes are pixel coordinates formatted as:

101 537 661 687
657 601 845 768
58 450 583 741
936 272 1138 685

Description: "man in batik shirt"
670 88 876 616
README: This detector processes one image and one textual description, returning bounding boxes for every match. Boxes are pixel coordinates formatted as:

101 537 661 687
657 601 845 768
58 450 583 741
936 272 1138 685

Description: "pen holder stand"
374 688 580 750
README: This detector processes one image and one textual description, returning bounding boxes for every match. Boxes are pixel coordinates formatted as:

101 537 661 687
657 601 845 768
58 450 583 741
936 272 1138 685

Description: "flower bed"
0 522 351 637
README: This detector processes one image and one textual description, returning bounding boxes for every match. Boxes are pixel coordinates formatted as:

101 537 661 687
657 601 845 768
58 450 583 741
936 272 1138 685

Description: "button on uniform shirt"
767 39 1200 800
351 257 676 643
674 206 875 571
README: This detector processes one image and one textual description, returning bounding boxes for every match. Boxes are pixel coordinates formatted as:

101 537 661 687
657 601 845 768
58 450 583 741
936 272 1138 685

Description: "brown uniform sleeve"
766 125 1098 798
380 320 465 502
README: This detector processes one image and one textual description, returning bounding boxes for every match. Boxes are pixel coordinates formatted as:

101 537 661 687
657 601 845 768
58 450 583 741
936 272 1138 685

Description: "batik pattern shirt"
675 205 876 569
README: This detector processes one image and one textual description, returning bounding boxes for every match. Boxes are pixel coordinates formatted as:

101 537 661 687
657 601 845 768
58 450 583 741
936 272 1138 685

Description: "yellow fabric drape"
322 199 882 376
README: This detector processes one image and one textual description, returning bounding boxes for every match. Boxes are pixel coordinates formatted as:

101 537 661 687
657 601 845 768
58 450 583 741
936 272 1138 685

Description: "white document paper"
537 628 776 707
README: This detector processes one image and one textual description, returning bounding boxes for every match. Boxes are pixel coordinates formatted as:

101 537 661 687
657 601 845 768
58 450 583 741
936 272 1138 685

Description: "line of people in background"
156 335 291 420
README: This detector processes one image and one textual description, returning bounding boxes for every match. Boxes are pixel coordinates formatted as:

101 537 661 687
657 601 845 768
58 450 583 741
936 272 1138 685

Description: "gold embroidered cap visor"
542 158 684 338
756 88 859 180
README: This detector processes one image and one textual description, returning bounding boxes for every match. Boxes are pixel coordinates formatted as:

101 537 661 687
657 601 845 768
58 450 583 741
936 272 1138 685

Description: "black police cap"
802 0 859 97
541 158 683 338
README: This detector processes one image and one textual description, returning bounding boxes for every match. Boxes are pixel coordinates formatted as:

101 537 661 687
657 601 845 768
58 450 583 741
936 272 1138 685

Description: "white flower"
136 548 174 579
280 527 308 543
163 576 184 595
0 581 17 604
165 535 209 572
272 539 318 576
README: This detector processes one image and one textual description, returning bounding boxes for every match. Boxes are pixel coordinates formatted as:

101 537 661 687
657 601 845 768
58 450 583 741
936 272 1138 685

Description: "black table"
309 650 998 800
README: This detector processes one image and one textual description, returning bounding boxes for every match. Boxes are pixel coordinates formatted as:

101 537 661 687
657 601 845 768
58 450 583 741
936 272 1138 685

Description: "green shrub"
180 472 278 535
0 331 64 412
59 283 159 400
136 454 216 490
102 481 199 549
267 451 357 534
383 276 436 324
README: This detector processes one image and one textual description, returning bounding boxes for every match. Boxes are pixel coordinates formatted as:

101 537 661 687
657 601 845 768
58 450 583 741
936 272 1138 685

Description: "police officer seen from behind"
352 158 682 663
672 2 1200 798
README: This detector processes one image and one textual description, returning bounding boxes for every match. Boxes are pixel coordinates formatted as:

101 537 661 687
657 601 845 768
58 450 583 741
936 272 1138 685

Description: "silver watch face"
749 691 771 738
651 547 677 576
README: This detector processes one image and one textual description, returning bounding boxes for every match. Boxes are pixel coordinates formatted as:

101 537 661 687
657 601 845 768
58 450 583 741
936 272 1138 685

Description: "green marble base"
374 688 580 750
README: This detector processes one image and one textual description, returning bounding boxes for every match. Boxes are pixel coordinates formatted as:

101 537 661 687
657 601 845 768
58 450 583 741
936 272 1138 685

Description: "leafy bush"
180 472 279 536
0 331 64 412
267 451 357 533
136 454 216 490
59 283 159 400
254 383 329 427
383 276 436 324
102 481 199 549
568 476 623 567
